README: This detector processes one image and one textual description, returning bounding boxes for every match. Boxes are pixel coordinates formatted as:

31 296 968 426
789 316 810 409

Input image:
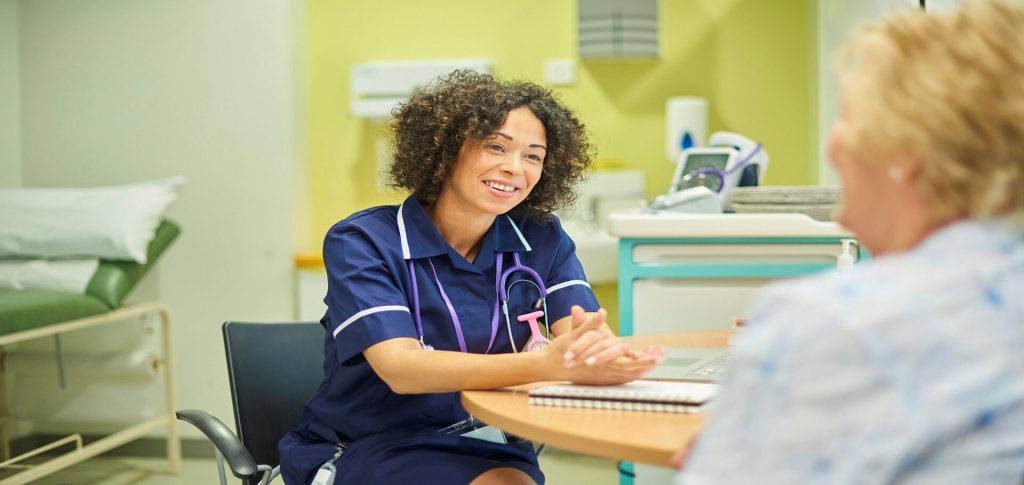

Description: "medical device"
408 252 551 354
648 186 722 213
671 132 768 199
653 131 769 213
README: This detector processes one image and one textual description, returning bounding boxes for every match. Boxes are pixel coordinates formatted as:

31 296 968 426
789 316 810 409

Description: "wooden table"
460 330 731 467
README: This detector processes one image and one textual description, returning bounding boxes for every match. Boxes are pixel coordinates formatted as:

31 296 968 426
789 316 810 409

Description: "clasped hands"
543 305 664 385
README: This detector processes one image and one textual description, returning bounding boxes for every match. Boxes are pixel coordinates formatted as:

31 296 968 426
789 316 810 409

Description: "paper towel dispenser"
349 59 493 120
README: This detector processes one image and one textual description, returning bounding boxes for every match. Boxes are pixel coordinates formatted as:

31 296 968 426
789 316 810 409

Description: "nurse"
279 70 663 485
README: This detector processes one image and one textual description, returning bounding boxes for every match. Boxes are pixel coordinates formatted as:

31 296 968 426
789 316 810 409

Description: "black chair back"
222 321 324 485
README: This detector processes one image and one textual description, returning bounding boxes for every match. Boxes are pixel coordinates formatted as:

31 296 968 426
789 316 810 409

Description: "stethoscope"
407 251 552 354
681 143 763 193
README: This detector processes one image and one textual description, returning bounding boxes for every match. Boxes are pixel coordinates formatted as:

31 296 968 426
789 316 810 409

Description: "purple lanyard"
428 259 467 353
486 254 504 353
408 254 506 354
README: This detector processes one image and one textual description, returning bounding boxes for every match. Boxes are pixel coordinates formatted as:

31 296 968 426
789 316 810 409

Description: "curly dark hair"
387 70 593 221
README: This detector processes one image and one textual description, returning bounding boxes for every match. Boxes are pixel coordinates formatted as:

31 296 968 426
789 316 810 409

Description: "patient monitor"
652 131 769 213
669 148 737 193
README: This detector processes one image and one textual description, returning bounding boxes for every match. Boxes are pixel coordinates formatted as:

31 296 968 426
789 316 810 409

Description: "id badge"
310 463 335 485
310 443 345 485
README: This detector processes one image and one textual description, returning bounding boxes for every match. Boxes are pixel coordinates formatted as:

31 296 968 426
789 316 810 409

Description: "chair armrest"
176 409 260 479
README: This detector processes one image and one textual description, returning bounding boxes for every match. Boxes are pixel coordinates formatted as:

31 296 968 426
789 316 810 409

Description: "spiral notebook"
528 380 718 414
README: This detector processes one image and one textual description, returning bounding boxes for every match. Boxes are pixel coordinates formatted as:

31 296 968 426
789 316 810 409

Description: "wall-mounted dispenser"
349 59 493 120
665 96 707 164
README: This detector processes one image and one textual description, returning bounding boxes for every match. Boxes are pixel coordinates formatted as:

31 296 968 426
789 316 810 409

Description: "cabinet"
609 212 859 336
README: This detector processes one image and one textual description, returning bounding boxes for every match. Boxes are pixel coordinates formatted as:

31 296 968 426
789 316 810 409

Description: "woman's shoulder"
323 205 402 257
329 205 400 237
752 257 922 317
748 234 1004 335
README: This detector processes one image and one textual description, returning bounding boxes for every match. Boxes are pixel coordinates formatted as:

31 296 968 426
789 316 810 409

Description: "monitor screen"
672 152 731 192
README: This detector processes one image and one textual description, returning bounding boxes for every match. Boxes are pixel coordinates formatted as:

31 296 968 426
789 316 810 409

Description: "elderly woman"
677 1 1024 483
279 71 662 485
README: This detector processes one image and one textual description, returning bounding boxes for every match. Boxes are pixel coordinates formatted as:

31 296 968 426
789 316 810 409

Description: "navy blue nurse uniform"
278 196 599 485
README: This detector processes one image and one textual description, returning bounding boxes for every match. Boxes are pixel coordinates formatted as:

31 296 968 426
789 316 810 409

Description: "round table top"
460 329 732 467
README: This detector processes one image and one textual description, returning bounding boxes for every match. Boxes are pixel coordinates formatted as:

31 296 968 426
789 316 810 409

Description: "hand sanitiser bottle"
837 239 856 271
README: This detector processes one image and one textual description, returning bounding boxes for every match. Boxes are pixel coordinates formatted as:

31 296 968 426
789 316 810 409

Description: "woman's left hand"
561 306 664 368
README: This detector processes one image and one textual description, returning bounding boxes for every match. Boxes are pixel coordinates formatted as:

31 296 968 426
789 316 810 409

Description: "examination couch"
0 219 182 484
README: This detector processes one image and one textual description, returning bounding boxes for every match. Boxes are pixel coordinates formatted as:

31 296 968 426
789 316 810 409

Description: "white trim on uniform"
546 279 591 295
333 305 411 337
397 202 411 260
505 215 532 252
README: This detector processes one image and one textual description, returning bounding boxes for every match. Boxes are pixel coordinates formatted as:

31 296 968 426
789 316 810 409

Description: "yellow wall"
305 0 816 329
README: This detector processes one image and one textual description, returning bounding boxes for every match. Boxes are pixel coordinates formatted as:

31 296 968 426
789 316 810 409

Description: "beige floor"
18 448 619 484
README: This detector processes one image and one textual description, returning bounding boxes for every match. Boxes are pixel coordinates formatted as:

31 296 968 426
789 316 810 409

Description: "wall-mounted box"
579 0 658 59
349 59 493 120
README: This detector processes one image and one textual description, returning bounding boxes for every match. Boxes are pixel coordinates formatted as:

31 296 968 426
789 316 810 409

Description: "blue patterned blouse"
679 218 1024 484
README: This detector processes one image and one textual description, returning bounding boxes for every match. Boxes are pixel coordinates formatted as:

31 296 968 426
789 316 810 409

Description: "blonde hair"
838 0 1024 222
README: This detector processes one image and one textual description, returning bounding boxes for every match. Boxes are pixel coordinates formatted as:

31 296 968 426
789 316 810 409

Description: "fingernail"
585 356 597 366
563 352 574 362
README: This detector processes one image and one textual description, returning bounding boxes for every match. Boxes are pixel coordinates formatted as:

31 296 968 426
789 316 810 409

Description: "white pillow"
0 258 100 293
0 176 184 263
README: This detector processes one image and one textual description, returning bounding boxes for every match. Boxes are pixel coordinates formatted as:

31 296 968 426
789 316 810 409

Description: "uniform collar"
493 214 533 253
396 197 448 260
396 196 533 263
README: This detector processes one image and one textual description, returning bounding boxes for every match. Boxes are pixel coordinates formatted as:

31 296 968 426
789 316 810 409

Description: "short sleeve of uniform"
323 224 417 365
542 218 599 323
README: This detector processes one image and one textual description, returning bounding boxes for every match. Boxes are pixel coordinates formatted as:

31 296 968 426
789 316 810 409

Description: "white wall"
817 0 918 185
16 0 301 438
0 0 20 187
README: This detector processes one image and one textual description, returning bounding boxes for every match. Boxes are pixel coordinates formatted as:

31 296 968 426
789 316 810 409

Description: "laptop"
644 347 729 383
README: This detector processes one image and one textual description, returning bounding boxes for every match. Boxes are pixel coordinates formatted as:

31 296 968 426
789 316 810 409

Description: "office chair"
177 321 324 485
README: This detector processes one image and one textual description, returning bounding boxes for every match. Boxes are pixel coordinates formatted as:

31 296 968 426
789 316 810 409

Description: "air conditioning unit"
349 59 494 120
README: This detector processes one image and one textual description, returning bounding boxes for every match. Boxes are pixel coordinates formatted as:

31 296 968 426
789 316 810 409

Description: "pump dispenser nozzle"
837 239 856 271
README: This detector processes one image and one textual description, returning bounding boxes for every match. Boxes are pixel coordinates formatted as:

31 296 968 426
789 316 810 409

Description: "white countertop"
608 211 853 238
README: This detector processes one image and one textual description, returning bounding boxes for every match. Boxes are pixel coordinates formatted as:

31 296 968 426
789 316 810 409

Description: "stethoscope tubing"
499 253 547 299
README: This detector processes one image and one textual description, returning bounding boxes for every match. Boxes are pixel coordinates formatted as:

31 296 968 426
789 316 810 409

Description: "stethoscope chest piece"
526 340 549 352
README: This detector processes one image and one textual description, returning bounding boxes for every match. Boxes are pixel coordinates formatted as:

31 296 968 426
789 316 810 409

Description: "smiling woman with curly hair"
278 70 663 485
388 69 592 220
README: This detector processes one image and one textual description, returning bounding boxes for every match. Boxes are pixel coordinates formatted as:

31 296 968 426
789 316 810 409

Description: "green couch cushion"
85 219 181 308
0 289 111 336
0 219 180 335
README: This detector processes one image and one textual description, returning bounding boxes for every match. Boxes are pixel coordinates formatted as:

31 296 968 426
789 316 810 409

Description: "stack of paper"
728 186 841 221
528 380 718 414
